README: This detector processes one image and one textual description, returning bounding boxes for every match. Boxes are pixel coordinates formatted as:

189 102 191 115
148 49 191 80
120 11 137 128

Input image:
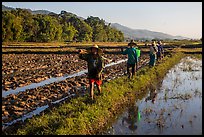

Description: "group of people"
78 40 163 101
149 40 164 67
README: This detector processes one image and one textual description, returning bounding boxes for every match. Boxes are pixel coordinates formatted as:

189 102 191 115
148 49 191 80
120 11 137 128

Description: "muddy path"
2 53 149 130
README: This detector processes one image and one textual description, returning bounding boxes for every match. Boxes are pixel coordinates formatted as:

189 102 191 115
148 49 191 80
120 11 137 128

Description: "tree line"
2 9 124 42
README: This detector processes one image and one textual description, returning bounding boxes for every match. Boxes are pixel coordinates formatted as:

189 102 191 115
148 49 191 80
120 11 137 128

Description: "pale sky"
2 2 202 39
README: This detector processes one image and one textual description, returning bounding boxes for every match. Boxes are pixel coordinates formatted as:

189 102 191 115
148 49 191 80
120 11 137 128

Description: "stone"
41 96 48 101
14 111 23 117
19 101 26 107
3 111 9 116
13 106 24 111
2 105 6 111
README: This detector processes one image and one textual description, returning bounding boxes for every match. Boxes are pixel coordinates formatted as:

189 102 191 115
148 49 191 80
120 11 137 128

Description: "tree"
14 9 35 41
2 10 23 42
2 9 124 42
69 16 92 42
85 16 123 42
62 22 78 42
35 15 62 42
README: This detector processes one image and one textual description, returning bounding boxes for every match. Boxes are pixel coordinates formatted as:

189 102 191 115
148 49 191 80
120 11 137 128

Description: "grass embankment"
2 41 202 54
2 47 77 53
2 42 67 47
188 54 202 59
1 42 127 53
2 42 128 47
162 40 202 46
195 54 202 59
5 52 186 135
171 47 202 52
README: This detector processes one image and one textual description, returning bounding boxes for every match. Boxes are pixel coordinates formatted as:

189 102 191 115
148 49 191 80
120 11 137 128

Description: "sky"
2 2 202 39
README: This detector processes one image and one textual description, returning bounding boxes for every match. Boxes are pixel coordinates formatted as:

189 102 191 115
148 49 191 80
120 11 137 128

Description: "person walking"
156 40 164 61
149 41 158 67
122 40 138 79
78 44 105 101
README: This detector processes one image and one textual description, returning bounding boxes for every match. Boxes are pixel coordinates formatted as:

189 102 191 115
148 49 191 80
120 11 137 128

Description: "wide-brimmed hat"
128 40 137 46
88 44 103 55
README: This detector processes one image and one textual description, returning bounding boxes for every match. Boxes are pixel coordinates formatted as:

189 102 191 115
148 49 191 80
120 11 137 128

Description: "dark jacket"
79 53 104 80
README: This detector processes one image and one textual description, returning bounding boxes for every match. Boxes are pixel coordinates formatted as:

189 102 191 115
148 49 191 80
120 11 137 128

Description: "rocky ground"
2 54 127 91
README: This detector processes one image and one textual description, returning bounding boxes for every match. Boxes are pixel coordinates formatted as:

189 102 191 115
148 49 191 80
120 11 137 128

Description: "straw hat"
91 44 99 49
88 44 103 55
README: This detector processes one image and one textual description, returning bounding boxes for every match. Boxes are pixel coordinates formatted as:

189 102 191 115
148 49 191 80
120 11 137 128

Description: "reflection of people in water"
122 102 138 131
145 89 157 104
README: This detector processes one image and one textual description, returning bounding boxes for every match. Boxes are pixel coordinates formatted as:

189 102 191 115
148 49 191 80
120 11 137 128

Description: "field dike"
4 52 186 135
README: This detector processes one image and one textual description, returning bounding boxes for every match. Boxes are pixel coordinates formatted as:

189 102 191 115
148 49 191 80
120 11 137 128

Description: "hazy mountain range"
2 5 190 40
110 23 189 40
2 5 55 15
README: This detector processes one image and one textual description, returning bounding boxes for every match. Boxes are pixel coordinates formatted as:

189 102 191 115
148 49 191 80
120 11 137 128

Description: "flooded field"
103 56 202 135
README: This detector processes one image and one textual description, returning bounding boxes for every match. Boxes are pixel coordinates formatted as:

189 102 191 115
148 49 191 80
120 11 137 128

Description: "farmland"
1 41 202 134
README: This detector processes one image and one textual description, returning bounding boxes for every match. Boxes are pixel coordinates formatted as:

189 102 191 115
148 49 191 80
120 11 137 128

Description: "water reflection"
122 102 139 131
145 89 157 104
104 56 202 135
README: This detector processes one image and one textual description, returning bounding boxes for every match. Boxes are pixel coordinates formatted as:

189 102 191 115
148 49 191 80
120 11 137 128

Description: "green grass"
189 54 202 59
2 41 128 47
163 39 202 46
2 47 77 53
4 52 186 135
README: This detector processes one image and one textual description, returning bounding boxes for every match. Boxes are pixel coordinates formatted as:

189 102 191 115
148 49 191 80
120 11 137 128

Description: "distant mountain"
31 10 54 15
2 4 55 15
2 5 14 11
111 23 190 40
2 5 85 20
